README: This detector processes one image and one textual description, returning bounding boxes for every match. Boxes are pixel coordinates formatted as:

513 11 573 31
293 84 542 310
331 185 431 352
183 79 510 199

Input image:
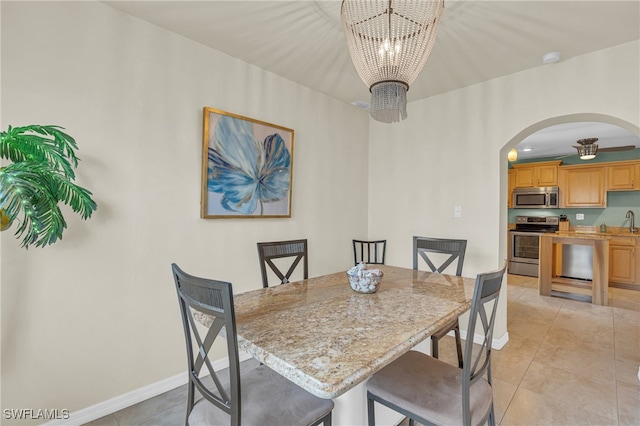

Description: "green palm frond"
0 162 67 247
0 125 80 178
0 125 97 248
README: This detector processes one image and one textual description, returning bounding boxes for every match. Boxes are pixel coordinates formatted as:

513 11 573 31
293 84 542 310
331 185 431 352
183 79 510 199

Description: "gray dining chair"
413 236 467 368
366 264 507 426
171 263 333 426
353 239 386 265
257 239 308 288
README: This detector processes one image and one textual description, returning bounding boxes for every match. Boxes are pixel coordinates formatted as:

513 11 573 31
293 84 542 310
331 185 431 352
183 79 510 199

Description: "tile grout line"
498 279 548 425
611 291 623 426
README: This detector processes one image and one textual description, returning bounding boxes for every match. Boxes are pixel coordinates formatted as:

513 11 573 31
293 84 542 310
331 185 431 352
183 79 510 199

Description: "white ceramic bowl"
346 269 383 294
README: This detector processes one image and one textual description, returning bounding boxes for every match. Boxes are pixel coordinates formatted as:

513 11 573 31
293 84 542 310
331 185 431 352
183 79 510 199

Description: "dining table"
197 265 476 425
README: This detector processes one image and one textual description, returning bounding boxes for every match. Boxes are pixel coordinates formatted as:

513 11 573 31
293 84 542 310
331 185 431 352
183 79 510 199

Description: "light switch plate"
576 213 585 220
453 205 462 218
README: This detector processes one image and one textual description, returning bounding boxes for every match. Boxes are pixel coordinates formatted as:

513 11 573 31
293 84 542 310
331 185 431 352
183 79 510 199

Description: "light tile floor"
86 275 640 425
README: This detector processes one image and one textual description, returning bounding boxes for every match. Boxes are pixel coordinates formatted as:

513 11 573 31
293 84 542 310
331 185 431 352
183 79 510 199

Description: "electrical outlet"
576 213 585 220
453 206 462 218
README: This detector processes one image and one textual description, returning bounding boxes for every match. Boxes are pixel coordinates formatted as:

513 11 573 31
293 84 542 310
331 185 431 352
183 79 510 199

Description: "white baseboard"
43 352 252 426
460 329 510 350
491 331 510 350
415 329 510 355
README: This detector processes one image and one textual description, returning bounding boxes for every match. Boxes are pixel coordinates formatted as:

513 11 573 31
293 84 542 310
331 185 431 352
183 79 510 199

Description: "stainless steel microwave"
512 187 559 209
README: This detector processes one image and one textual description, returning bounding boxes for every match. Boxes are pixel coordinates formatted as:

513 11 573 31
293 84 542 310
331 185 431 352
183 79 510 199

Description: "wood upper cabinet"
607 160 640 190
609 236 637 287
559 165 606 207
508 169 515 207
512 161 561 188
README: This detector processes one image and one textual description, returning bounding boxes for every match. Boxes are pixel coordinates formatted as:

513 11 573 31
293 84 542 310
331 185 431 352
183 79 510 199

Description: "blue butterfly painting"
205 113 292 216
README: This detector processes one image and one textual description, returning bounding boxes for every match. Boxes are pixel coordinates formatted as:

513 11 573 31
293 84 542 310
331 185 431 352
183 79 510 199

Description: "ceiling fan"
573 138 635 160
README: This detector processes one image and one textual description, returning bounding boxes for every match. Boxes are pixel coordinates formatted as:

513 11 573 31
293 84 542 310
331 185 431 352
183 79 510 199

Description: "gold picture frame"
201 107 294 218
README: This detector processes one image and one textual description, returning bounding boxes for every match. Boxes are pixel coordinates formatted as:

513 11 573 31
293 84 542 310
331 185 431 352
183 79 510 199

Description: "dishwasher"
560 245 594 281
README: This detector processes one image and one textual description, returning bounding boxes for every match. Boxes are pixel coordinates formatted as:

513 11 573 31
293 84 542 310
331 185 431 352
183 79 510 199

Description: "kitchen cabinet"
512 161 561 188
508 169 515 208
607 160 640 191
559 165 606 208
609 236 638 288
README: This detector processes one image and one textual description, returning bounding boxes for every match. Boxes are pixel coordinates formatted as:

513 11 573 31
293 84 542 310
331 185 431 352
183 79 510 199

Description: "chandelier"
341 0 445 123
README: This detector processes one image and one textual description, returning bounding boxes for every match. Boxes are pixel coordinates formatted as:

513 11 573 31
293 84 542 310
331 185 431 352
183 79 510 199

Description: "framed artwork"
201 107 294 218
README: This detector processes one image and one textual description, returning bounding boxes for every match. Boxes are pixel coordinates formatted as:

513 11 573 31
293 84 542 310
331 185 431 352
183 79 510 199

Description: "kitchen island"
539 233 610 305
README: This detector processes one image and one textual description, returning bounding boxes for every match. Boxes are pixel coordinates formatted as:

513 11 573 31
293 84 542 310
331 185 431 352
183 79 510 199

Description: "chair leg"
431 336 440 359
408 418 415 426
488 403 496 426
185 380 194 425
324 412 332 426
454 323 463 368
367 393 375 426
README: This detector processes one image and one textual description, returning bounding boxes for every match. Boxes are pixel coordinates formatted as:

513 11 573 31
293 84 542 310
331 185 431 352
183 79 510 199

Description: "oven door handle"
510 231 545 236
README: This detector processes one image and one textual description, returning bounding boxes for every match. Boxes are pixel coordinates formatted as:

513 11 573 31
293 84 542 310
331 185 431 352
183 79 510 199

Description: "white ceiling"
102 0 640 158
516 121 639 160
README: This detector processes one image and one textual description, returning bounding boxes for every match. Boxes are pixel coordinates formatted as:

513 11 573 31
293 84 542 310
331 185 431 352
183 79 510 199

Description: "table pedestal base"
334 380 404 426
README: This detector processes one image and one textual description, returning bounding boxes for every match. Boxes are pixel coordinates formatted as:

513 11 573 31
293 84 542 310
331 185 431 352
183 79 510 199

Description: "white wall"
368 40 640 338
0 1 369 420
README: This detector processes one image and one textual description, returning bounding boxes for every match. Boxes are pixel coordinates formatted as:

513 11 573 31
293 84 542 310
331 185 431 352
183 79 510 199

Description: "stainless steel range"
508 216 560 277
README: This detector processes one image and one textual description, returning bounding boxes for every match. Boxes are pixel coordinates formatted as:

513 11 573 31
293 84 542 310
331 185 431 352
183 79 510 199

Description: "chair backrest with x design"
257 239 308 288
173 263 334 426
461 264 506 425
412 236 467 276
365 262 506 426
171 263 241 425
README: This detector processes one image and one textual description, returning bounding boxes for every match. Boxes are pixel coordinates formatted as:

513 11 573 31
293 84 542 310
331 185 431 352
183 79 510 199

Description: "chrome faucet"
626 210 637 233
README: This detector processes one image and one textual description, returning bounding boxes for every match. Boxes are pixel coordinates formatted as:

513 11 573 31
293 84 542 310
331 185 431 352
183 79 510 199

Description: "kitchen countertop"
508 223 639 238
559 225 640 238
552 232 613 240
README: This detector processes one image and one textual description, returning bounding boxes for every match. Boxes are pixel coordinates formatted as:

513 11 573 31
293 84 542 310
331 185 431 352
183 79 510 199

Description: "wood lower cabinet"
609 236 638 288
559 165 606 207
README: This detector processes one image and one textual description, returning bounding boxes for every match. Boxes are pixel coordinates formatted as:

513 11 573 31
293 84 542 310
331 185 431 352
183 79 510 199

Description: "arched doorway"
504 113 640 162
498 112 639 318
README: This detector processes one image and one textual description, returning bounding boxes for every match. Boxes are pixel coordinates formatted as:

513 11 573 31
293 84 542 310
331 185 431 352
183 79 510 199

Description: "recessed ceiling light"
542 51 561 64
522 148 533 152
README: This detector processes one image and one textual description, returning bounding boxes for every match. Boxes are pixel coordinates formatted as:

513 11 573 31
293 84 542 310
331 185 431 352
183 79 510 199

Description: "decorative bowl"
346 264 383 294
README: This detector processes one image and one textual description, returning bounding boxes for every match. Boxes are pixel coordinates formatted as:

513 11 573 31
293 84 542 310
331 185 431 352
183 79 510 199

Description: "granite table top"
196 265 476 399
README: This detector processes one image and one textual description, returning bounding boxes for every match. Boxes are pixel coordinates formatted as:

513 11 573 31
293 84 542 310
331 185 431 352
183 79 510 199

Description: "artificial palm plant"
0 125 97 248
